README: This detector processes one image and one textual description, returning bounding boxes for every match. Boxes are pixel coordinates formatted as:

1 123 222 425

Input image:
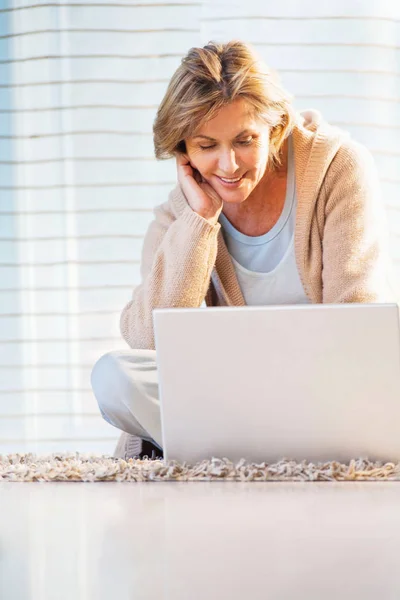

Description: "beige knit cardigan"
121 110 393 350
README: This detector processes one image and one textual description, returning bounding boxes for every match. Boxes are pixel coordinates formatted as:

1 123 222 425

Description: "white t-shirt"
218 135 310 306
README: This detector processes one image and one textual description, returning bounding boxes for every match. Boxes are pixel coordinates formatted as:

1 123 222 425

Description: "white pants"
90 349 162 450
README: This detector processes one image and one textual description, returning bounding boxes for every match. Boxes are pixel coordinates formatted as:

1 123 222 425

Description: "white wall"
1 0 399 455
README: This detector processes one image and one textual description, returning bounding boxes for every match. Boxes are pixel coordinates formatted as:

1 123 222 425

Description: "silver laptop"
153 304 400 464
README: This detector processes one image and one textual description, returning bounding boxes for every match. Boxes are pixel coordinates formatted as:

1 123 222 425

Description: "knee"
91 351 120 393
91 351 123 419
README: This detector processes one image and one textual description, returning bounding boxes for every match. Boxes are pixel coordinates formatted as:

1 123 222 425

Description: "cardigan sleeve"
321 140 395 304
119 192 220 350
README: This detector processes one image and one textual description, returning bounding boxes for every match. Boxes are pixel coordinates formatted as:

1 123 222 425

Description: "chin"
221 190 251 204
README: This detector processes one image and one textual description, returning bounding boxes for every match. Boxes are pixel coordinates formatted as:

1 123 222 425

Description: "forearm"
120 205 220 349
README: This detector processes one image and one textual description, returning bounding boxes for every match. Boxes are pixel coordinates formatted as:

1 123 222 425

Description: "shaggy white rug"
1 453 400 482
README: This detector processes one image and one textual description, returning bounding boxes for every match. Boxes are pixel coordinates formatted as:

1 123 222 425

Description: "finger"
176 153 190 166
199 181 222 204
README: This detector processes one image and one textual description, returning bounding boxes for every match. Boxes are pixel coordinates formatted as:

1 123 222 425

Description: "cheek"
194 156 209 172
244 148 268 173
187 150 212 174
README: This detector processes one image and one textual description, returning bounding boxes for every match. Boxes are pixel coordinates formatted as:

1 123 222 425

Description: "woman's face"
185 98 270 204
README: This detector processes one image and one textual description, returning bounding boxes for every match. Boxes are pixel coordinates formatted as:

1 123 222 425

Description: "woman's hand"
176 154 223 225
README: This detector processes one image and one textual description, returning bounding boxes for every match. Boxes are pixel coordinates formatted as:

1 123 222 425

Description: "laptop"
153 304 400 464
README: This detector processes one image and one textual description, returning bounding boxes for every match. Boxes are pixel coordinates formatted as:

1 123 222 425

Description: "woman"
91 40 393 460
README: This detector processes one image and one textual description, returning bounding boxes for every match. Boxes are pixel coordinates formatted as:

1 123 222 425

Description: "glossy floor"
1 481 400 599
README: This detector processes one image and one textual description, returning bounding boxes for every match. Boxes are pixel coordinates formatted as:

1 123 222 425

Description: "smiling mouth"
216 174 244 183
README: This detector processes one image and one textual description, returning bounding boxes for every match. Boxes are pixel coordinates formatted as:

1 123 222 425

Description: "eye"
199 137 254 150
237 137 253 146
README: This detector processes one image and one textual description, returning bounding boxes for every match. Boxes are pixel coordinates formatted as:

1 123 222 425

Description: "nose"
218 147 239 176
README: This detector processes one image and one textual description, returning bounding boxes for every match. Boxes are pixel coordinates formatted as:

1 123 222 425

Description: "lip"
215 174 245 189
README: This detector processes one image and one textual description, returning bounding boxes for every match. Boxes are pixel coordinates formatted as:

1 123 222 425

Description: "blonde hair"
153 40 295 166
